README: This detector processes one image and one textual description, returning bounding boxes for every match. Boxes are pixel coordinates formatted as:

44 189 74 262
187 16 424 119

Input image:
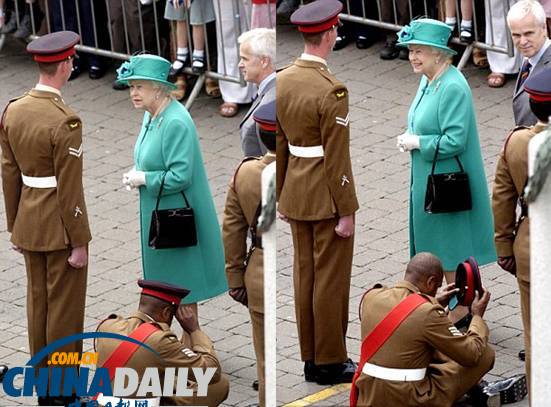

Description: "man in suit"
509 0 551 126
238 27 276 157
0 31 91 406
492 69 551 397
277 0 359 385
223 100 276 407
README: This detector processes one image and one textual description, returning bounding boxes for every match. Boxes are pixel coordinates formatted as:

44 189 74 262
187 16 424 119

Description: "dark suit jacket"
240 74 276 157
513 43 551 126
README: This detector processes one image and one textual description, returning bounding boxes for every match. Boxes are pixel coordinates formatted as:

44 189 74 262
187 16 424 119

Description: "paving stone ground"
0 25 530 406
275 25 529 407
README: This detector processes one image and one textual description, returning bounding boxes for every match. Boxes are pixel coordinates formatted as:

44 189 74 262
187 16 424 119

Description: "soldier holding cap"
492 68 551 394
96 280 229 406
222 100 276 407
352 253 494 407
0 31 91 406
276 0 359 384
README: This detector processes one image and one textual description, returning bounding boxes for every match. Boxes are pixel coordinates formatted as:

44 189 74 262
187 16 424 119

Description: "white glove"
396 133 420 152
123 168 146 189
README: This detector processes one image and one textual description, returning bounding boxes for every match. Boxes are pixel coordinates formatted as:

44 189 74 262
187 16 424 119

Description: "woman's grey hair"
152 82 173 96
431 47 454 63
507 0 547 27
238 28 276 67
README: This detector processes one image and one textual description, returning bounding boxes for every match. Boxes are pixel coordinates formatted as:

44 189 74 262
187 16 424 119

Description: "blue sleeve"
418 82 471 161
143 119 194 197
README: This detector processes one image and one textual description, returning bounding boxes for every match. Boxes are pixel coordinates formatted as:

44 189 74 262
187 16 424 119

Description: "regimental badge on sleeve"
335 89 347 100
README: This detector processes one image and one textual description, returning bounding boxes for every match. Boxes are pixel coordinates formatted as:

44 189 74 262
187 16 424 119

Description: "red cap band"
142 288 181 304
33 47 75 63
258 122 277 132
528 92 551 102
298 15 339 33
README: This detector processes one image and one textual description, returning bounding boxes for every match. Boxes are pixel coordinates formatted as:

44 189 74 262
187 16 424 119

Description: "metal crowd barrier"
0 0 275 107
313 0 515 70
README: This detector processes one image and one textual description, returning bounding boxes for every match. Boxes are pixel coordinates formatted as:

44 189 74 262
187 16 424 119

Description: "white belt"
362 362 426 382
21 174 57 188
97 394 160 407
288 144 324 158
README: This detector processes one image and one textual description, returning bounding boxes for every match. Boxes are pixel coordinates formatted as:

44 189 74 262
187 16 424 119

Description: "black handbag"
424 137 472 214
148 175 197 249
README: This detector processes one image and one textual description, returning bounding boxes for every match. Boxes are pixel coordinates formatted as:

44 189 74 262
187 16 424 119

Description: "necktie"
518 60 532 91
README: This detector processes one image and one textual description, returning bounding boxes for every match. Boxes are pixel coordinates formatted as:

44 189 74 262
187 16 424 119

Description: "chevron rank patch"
448 326 463 337
68 143 83 158
336 113 350 127
335 89 347 99
182 348 197 358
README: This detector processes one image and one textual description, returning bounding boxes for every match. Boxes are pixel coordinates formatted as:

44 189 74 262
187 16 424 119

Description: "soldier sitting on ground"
351 252 495 407
96 280 229 407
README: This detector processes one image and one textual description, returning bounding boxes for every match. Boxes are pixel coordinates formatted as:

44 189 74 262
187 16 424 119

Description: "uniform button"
54 98 59 102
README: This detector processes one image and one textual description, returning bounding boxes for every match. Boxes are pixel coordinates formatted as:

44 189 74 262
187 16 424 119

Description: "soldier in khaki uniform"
276 0 359 384
96 280 229 406
0 31 91 406
354 253 495 407
492 69 551 393
223 100 276 407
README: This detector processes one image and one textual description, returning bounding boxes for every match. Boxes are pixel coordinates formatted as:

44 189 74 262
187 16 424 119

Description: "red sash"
350 294 428 407
101 323 160 381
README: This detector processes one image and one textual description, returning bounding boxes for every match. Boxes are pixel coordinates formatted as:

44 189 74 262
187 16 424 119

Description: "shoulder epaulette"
358 283 384 321
0 94 26 128
231 156 261 190
276 63 292 73
502 125 530 162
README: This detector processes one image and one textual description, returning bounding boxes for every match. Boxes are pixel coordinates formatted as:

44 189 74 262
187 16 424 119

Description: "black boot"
380 40 399 60
316 358 357 385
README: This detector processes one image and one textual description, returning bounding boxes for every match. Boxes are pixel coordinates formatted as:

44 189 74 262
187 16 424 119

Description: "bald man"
352 253 495 407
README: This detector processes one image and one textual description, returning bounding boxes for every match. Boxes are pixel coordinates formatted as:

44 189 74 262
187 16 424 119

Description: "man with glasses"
0 31 91 406
277 0 359 385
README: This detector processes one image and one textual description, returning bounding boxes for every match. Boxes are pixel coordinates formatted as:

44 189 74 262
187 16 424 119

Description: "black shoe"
316 358 357 385
112 80 129 90
304 360 319 382
460 26 473 43
13 13 31 39
0 365 7 382
88 65 105 80
191 55 205 74
380 40 399 60
252 379 259 391
399 48 409 60
518 349 525 361
69 64 82 81
333 34 352 51
37 396 51 406
355 35 372 49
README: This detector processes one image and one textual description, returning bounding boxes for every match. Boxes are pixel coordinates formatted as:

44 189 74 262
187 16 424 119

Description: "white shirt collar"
258 72 275 95
34 84 62 97
528 38 551 67
300 53 327 66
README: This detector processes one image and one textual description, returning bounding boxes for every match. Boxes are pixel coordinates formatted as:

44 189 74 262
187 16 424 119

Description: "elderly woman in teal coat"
117 55 227 311
395 20 496 285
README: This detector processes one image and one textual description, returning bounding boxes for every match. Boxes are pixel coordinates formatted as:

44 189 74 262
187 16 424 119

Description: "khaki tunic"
0 89 91 363
356 281 495 407
491 123 546 392
0 89 91 250
97 311 229 406
276 58 359 220
222 153 275 407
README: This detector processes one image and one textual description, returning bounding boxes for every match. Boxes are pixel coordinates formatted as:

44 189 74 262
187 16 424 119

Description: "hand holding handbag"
424 137 472 214
148 175 197 249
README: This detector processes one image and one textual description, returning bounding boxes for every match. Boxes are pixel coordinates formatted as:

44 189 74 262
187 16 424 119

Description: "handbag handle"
155 173 191 211
430 136 465 175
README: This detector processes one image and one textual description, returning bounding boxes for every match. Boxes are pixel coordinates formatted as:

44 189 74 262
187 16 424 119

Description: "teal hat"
116 54 177 89
396 18 457 55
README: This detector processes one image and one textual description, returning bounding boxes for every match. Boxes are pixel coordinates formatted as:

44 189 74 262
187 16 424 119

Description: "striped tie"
518 60 532 91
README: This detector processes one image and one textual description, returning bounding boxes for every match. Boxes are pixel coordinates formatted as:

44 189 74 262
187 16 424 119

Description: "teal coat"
134 100 227 303
407 66 496 270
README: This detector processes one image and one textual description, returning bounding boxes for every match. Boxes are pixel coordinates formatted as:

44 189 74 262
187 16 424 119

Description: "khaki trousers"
250 309 265 407
518 278 530 398
23 248 88 367
289 218 354 365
